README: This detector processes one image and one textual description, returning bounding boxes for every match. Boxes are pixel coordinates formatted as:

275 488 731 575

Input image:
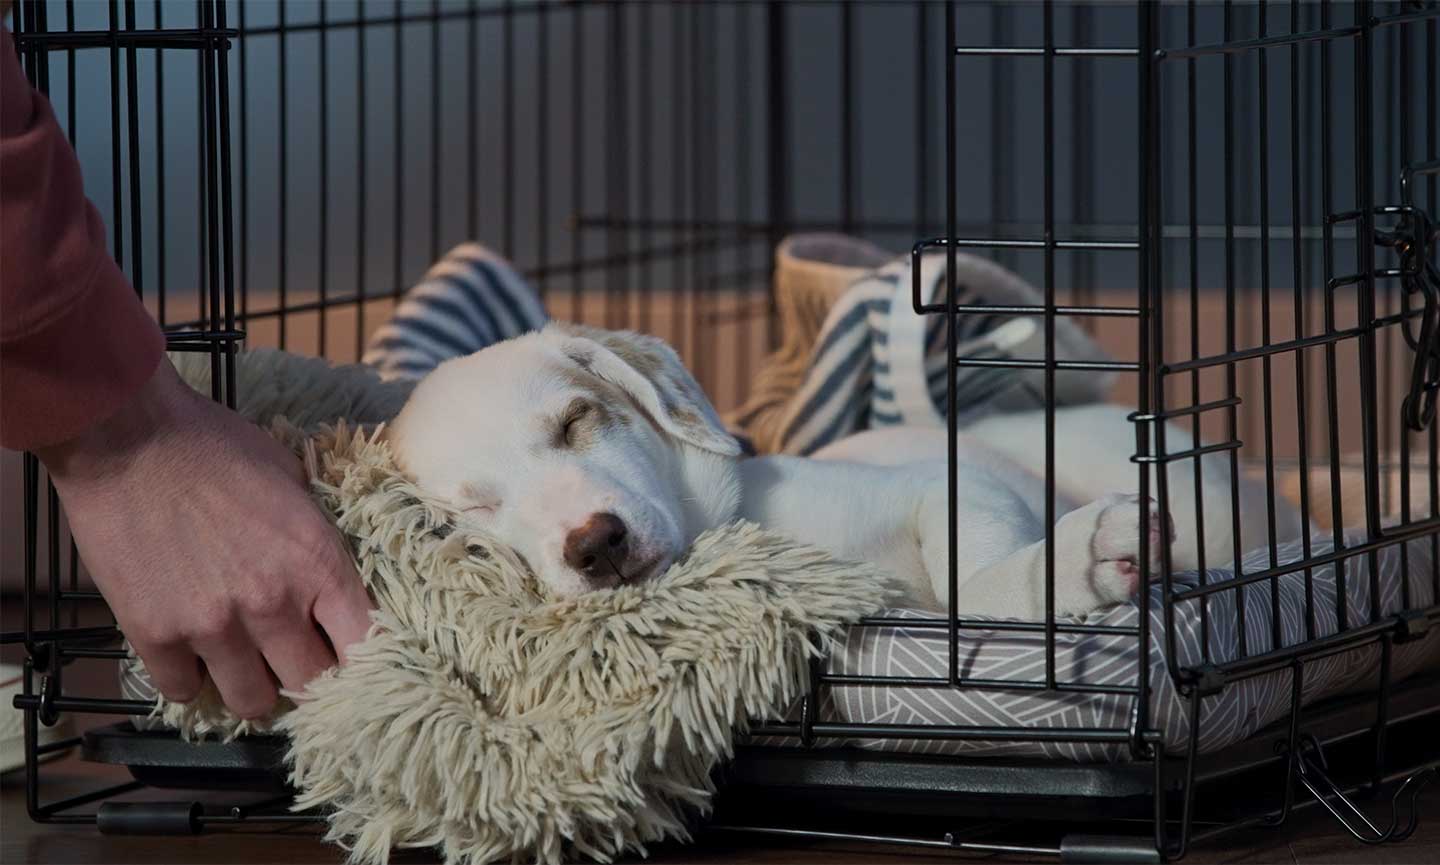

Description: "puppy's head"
387 323 741 597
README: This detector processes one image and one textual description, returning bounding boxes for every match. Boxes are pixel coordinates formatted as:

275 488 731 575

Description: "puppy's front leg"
928 493 1172 620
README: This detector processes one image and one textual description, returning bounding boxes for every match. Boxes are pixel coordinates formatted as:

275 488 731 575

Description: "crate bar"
765 0 789 349
714 824 1061 858
573 215 1136 244
58 648 130 661
1172 531 1438 603
954 46 1136 57
604 0 623 328
161 237 756 329
916 302 1139 317
855 616 1138 637
1370 6 1440 29
1391 4 1408 586
12 28 235 48
1290 0 1316 643
955 358 1140 372
568 213 1361 241
124 0 142 311
319 1 330 351
107 2 122 278
1133 440 1244 465
216 0 236 409
1042 0 1057 689
1159 310 1426 374
465 1 478 243
917 301 1138 316
944 0 959 688
354 5 367 359
1190 607 1440 683
238 1 549 37
277 0 288 348
750 721 1136 744
391 0 403 301
949 237 1139 250
1131 396 1244 423
687 5 703 358
914 2 927 238
840 0 855 234
733 2 751 401
154 0 166 326
502 0 515 259
1319 0 1348 629
13 695 155 716
1136 0 1158 756
818 674 1141 698
1157 24 1362 61
1353 0 1384 626
665 3 681 337
703 5 721 381
1428 8 1438 602
1254 1 1282 648
537 1 551 300
57 590 103 601
237 0 248 322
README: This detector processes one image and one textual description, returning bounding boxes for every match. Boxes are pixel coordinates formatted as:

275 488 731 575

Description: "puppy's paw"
1049 493 1175 616
1088 493 1174 601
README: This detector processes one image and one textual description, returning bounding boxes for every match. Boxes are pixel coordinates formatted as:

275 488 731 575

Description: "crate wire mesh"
3 0 1439 859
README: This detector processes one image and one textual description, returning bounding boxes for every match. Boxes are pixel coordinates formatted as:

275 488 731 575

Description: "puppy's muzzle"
564 512 634 585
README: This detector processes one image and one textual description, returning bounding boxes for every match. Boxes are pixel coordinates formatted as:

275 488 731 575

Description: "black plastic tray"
80 673 1440 806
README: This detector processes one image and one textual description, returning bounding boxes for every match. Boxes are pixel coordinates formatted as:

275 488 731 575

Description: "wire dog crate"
3 1 1439 860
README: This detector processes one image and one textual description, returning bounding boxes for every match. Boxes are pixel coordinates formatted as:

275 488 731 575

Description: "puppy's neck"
671 444 742 541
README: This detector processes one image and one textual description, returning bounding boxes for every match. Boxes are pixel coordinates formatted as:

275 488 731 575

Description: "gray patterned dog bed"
779 534 1440 762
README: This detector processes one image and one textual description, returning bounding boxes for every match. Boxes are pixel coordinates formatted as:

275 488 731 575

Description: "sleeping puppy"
387 323 1303 617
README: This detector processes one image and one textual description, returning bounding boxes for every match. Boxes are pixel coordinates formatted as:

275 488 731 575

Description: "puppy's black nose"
563 512 630 581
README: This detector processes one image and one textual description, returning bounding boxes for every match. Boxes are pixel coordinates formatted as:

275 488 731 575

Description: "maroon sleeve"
0 25 165 452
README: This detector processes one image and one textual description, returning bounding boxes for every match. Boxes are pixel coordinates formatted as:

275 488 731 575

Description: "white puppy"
388 324 1302 618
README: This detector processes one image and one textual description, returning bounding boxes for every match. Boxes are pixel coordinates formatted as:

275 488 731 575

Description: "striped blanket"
745 248 1118 456
361 243 549 381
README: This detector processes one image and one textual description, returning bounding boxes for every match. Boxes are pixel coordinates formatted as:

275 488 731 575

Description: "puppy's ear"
542 322 741 457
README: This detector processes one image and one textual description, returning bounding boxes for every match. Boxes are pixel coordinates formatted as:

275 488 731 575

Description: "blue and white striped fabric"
769 249 1116 456
362 243 549 381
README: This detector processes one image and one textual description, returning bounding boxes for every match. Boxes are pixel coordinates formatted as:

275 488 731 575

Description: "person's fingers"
312 573 374 663
257 621 338 694
197 636 279 720
134 641 205 704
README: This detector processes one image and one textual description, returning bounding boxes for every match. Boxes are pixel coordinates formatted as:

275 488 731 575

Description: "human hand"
36 358 373 719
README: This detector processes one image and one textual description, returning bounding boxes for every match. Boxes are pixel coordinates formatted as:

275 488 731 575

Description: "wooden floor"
4 752 1438 865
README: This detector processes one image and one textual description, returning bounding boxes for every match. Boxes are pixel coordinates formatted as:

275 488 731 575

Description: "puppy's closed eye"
557 399 595 449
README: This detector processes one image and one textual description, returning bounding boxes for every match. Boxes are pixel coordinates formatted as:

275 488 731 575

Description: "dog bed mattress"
754 533 1440 761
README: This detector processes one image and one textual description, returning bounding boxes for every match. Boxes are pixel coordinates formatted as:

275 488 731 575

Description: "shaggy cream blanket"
140 350 887 864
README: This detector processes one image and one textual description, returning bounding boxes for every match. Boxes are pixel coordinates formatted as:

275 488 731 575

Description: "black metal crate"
3 2 1438 860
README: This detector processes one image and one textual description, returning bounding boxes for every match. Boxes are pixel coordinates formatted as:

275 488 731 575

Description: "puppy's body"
390 324 1303 618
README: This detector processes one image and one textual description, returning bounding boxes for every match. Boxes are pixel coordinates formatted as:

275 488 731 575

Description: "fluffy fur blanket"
142 350 887 864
